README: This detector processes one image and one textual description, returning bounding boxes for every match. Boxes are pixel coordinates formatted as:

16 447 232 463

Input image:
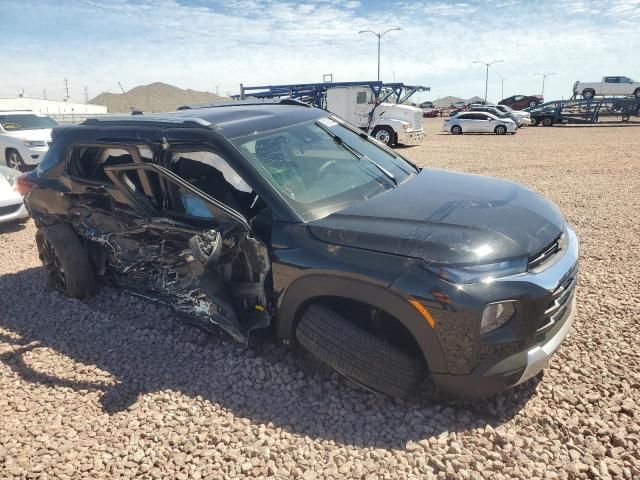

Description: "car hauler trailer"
234 81 430 146
528 96 640 126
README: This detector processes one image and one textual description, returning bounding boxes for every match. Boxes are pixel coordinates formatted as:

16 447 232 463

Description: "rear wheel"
296 304 426 398
634 89 640 99
35 223 96 298
451 125 462 135
5 149 24 170
528 100 537 108
372 126 395 146
542 116 554 127
582 89 595 100
494 125 507 135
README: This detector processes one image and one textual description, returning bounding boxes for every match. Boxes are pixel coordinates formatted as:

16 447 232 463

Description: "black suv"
19 100 578 398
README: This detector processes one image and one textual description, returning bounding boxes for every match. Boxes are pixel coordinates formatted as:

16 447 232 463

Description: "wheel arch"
275 274 448 372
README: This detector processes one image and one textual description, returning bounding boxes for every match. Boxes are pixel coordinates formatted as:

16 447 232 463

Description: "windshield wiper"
315 121 398 187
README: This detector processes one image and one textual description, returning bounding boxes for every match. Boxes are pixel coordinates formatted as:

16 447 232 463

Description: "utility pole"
215 85 219 96
43 89 47 100
84 86 89 103
473 59 503 103
358 28 401 81
64 77 70 101
534 72 556 97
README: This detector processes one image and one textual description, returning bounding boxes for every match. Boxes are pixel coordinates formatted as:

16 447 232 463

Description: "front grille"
538 264 578 332
528 234 563 270
413 110 423 130
0 203 21 216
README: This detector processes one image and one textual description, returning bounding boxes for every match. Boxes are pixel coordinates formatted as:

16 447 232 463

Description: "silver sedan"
0 166 29 224
443 111 517 135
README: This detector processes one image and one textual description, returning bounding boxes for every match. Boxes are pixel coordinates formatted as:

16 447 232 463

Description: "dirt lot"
1 120 639 479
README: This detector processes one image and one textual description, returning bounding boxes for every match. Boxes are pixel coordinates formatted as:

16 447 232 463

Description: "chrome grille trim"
538 264 578 332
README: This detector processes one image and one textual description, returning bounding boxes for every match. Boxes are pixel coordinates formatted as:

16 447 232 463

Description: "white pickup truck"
574 76 640 99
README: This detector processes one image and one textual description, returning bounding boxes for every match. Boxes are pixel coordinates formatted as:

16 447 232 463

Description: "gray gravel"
1 121 639 479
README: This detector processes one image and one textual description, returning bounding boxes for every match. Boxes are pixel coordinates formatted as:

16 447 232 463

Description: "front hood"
308 169 565 265
3 128 52 141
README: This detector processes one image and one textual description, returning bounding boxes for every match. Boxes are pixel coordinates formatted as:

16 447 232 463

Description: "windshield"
0 114 58 131
232 117 418 220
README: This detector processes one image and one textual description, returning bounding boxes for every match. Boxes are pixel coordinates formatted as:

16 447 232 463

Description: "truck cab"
325 87 424 146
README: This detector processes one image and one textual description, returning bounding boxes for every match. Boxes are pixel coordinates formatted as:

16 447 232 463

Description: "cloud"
0 0 638 103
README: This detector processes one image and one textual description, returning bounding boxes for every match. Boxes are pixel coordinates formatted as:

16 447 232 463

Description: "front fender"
275 274 447 373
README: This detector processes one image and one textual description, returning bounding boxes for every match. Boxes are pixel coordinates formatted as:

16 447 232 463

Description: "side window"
356 91 367 104
171 150 257 215
605 77 618 83
458 114 471 120
619 77 631 84
476 114 489 121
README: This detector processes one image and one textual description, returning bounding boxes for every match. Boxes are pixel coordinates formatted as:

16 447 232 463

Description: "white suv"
0 111 59 170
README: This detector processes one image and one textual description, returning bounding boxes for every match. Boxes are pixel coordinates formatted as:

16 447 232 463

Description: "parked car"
451 101 467 108
499 95 543 110
494 104 532 126
422 108 441 118
419 101 434 109
574 76 640 99
469 106 522 127
0 165 29 224
0 111 59 171
444 111 517 135
21 99 578 398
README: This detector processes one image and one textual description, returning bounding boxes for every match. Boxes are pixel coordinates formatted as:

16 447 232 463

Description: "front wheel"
371 126 395 146
296 304 426 398
542 116 554 127
634 89 640 99
5 149 24 170
450 125 462 135
494 125 507 135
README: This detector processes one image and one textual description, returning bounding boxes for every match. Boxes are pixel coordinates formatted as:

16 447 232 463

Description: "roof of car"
80 99 326 138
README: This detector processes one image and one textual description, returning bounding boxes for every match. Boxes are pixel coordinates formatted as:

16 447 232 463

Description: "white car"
0 165 29 224
443 111 517 135
494 104 532 126
0 111 58 170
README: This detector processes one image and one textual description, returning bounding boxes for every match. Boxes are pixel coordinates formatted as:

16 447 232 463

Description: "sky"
1 0 639 104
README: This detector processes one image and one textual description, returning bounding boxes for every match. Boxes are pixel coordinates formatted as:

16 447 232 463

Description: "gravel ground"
1 120 639 479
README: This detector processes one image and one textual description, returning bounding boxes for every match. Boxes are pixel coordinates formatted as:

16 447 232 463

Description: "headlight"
401 122 411 131
426 258 527 284
22 140 47 147
481 301 517 334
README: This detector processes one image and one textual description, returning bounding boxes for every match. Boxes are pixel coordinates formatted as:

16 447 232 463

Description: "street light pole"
358 28 401 81
534 72 556 97
498 75 505 100
473 59 503 103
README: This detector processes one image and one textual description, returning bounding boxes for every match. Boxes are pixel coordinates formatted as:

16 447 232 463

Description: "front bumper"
0 198 29 223
396 129 424 145
16 145 49 165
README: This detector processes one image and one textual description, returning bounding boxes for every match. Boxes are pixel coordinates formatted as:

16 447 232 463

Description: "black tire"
450 125 462 135
295 304 426 398
532 118 541 126
528 100 537 108
542 116 554 127
582 89 595 100
5 149 24 170
372 126 395 146
634 89 640 99
35 223 96 298
494 125 507 135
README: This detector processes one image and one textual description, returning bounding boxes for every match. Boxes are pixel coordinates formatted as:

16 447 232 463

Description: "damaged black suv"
20 100 578 398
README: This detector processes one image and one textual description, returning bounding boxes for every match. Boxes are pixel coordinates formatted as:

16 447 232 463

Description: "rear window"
0 114 58 131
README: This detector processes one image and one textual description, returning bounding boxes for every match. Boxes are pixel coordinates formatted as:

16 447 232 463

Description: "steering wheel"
317 160 338 178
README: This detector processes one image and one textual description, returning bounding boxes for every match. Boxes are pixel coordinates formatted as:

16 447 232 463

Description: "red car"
499 94 543 110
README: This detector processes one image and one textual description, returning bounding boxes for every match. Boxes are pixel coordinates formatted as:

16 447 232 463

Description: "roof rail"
0 109 34 113
177 98 310 110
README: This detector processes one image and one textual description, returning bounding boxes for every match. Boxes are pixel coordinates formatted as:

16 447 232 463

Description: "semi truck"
236 81 429 147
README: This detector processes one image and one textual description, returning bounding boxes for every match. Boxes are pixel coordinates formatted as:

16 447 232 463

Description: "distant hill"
88 82 225 113
433 95 485 107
